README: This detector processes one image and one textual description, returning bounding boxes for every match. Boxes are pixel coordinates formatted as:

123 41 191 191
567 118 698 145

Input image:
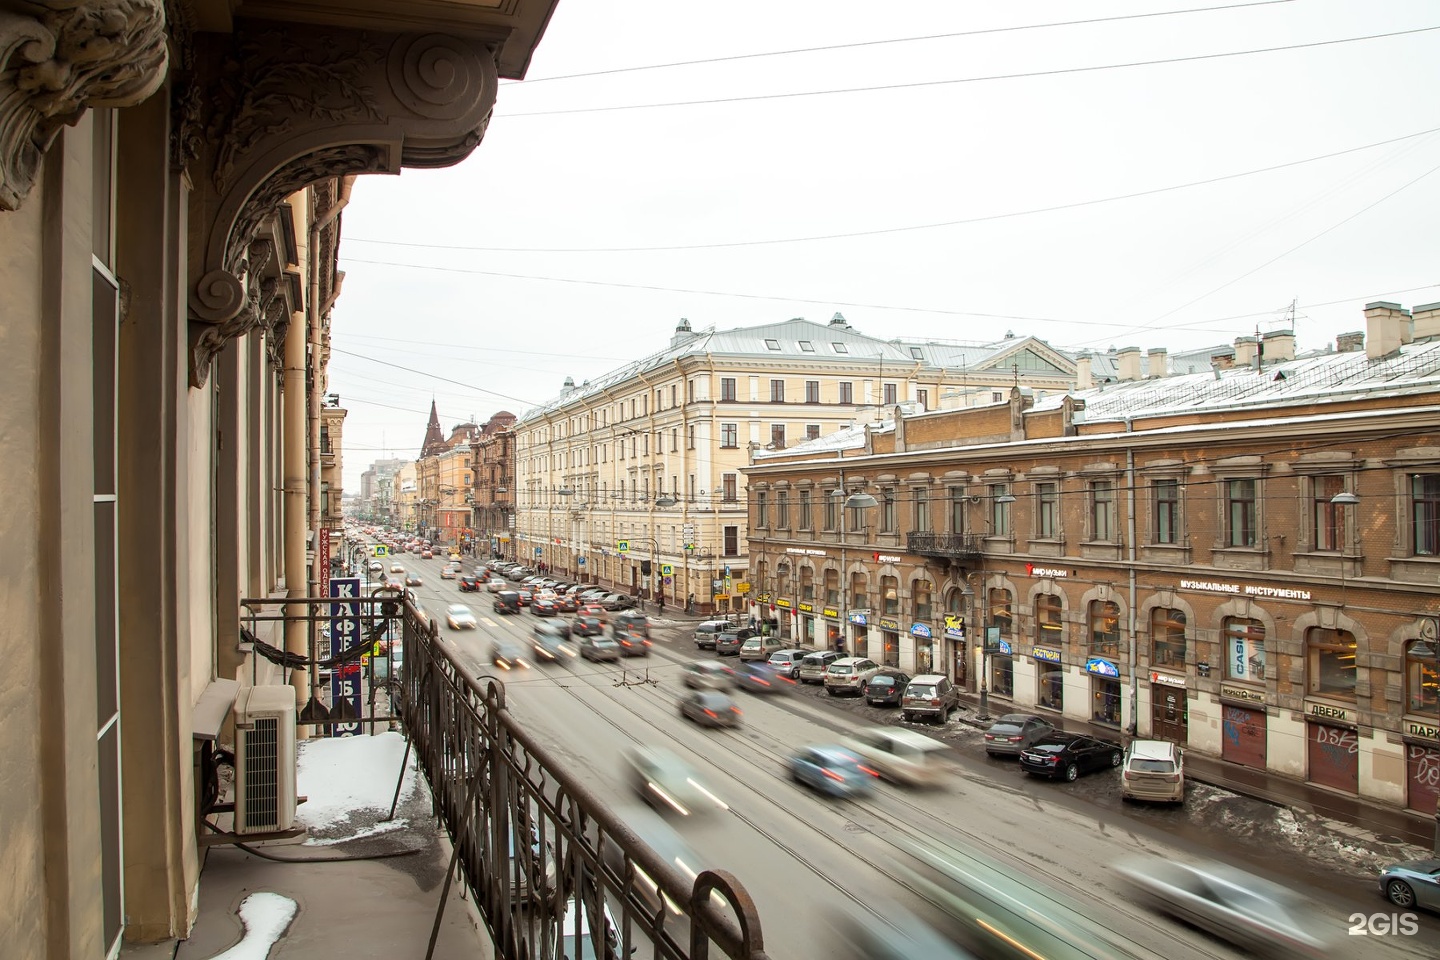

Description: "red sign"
318 528 331 597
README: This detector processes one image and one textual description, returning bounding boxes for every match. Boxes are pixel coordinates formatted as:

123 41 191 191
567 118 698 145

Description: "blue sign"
329 665 362 737
943 627 965 639
997 639 1013 655
1086 657 1120 678
1032 646 1062 663
327 577 362 737
535 546 542 556
909 623 933 639
577 556 586 566
848 612 868 626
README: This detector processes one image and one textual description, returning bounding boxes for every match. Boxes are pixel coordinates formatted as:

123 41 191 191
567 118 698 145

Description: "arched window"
1223 617 1266 682
824 569 839 605
881 576 899 615
1405 638 1438 714
990 588 1013 639
849 571 868 609
1035 593 1063 645
1151 608 1187 669
1307 627 1357 699
800 566 814 601
1089 600 1120 658
913 578 933 619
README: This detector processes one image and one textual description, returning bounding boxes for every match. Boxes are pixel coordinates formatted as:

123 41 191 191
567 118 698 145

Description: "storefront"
1033 646 1063 712
944 615 966 686
1403 719 1440 815
822 606 842 651
774 597 794 642
1149 671 1189 744
1219 685 1267 769
877 617 901 667
847 612 869 659
1086 657 1121 726
1306 702 1359 794
989 638 1015 700
911 623 934 674
796 602 817 647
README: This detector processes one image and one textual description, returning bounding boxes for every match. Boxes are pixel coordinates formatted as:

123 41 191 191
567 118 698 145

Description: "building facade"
510 315 1079 613
746 305 1440 817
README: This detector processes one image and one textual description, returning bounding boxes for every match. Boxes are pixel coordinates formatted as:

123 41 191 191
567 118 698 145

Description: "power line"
340 126 1440 254
507 2 1294 85
331 347 545 409
503 25 1440 117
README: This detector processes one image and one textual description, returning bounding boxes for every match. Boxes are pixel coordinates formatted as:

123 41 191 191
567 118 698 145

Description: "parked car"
493 590 521 615
611 611 649 640
558 897 621 960
571 614 605 637
714 627 758 657
678 690 742 728
738 635 785 662
458 575 479 592
1121 739 1185 803
788 745 878 798
445 604 477 630
692 619 732 650
767 649 810 679
683 660 735 690
734 662 794 694
1117 856 1333 958
797 650 842 684
864 671 912 707
983 714 1055 758
531 597 558 617
1019 734 1122 781
576 635 621 663
841 727 954 788
901 674 960 723
824 657 881 696
600 593 636 611
531 622 577 663
1378 858 1440 913
623 746 728 817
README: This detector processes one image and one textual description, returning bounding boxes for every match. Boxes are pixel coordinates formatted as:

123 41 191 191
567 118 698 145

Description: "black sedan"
1019 734 1123 781
572 615 605 637
459 575 479 592
863 671 912 707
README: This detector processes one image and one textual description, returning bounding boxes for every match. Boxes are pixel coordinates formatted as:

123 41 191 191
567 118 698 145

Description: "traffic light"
640 559 652 575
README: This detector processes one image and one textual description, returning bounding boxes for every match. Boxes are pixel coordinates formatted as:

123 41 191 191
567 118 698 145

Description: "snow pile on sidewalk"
296 731 422 845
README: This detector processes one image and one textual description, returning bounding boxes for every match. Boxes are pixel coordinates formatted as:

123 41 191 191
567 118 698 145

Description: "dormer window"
799 340 815 352
765 338 781 350
909 347 923 360
832 342 849 353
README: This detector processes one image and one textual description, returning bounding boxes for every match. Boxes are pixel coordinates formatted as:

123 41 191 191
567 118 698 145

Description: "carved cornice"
184 22 499 386
0 0 168 210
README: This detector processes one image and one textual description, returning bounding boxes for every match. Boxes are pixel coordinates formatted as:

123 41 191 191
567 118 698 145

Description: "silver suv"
797 651 842 684
900 674 959 723
823 657 881 696
738 636 785 661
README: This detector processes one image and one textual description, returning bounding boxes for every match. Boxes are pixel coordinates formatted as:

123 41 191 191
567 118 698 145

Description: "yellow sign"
617 540 630 553
714 594 729 601
372 544 389 557
660 563 674 575
373 642 383 657
735 582 751 594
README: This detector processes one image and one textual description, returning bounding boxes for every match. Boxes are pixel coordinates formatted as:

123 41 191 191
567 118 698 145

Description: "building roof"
420 400 447 458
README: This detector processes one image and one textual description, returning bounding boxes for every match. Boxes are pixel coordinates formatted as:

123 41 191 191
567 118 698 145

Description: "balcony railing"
907 532 982 561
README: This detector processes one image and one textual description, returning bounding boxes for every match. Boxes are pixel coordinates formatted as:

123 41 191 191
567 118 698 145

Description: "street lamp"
977 493 1016 720
837 484 878 655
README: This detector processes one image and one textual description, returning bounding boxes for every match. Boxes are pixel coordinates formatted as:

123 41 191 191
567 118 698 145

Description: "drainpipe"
1126 416 1139 737
283 261 309 714
308 178 352 599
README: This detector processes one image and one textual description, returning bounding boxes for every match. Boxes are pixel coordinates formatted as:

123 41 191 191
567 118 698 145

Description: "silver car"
1379 858 1440 913
982 714 1055 758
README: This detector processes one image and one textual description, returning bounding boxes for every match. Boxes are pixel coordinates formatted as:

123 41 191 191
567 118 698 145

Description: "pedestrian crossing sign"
617 540 630 553
372 545 389 557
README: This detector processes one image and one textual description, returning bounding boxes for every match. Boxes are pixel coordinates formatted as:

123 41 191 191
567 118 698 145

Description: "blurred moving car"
577 603 607 621
389 562 405 573
571 614 605 637
531 597 558 617
1121 739 1186 803
623 746 728 817
616 630 652 657
1019 733 1122 781
733 662 794 694
766 649 809 679
823 901 980 960
420 549 433 559
516 588 534 607
864 670 912 707
788 745 878 798
458 575 479 592
554 594 578 613
983 714 1055 758
600 593 636 611
841 727 953 788
493 590 521 615
901 674 960 723
611 611 650 639
445 604 477 630
797 650 842 684
678 690 742 728
487 578 507 593
531 622 577 663
1378 858 1440 912
489 639 530 671
683 660 735 690
824 657 882 696
440 563 460 579
404 572 423 586
1116 856 1334 958
576 635 620 662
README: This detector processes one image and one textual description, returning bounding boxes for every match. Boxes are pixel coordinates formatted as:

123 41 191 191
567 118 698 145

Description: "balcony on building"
907 531 982 561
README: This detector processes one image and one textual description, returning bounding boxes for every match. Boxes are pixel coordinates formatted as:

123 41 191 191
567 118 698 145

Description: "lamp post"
837 484 878 655
977 492 1016 721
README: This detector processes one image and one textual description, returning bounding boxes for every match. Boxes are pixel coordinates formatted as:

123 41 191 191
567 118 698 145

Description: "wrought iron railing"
396 601 770 960
906 532 983 560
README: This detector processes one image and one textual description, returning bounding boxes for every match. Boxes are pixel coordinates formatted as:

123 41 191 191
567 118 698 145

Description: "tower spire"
420 400 446 457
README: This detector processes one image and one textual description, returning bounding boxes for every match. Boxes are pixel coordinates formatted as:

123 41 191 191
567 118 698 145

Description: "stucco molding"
0 0 169 210
182 22 499 386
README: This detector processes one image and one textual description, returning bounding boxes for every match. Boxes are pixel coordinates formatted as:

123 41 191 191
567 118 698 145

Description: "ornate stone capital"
183 23 498 386
0 0 168 210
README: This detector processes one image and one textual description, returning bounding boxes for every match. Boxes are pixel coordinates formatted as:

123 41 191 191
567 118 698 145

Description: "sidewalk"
950 691 1439 852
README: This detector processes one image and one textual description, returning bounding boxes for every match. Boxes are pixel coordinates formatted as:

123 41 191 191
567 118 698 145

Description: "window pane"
1224 617 1266 682
1314 475 1343 550
1154 479 1178 544
1307 627 1357 699
1150 608 1187 668
1407 639 1439 714
1414 474 1440 555
1089 601 1120 657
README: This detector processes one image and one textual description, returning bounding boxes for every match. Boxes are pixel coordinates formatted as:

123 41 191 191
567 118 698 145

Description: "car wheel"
826 688 837 697
1110 751 1123 768
1385 879 1416 908
985 751 997 758
1064 764 1079 782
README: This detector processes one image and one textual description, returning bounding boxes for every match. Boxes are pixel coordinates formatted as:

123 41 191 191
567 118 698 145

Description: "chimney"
1146 347 1168 378
1211 351 1235 370
562 376 576 393
1116 346 1142 382
1336 331 1364 353
1075 353 1093 389
1234 336 1258 368
1411 302 1440 340
829 311 851 329
1365 301 1410 359
1262 329 1295 362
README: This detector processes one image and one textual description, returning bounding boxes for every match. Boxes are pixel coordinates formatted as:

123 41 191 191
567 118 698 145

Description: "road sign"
714 594 729 601
663 575 672 585
683 544 694 552
660 563 673 575
372 544 389 557
736 582 751 594
578 556 586 566
617 539 630 553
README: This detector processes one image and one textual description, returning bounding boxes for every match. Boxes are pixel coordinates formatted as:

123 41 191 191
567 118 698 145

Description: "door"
1404 742 1440 815
1220 704 1266 768
1151 686 1188 743
1307 722 1359 793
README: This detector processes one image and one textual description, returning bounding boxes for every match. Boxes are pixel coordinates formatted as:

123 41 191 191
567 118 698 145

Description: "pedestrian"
657 596 665 615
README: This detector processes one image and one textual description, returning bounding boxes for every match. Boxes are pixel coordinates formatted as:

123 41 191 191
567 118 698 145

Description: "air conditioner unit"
233 685 298 835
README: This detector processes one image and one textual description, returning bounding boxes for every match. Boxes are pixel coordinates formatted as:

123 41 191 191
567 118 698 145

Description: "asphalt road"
371 541 1438 960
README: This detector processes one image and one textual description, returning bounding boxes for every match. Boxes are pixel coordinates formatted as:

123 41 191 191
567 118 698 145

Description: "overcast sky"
331 0 1440 489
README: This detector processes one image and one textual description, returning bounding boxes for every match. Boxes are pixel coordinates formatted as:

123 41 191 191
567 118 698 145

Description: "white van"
692 620 732 650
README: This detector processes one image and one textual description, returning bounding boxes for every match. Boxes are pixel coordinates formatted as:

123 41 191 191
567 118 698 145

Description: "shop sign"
910 623 933 639
873 553 905 563
1307 701 1357 726
757 593 771 603
848 612 868 626
1178 578 1312 601
1031 646 1062 663
1220 683 1266 705
786 547 827 556
1406 719 1440 741
775 598 792 609
878 617 901 631
798 602 814 613
822 607 839 619
944 627 965 639
997 639 1013 655
1085 657 1119 678
1150 671 1187 688
1026 564 1068 578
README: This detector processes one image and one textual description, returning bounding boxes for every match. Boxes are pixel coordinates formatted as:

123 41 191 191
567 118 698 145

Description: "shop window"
756 491 768 528
1307 627 1357 700
881 576 900 615
1412 474 1440 555
824 569 839 605
1150 608 1188 669
990 588 1013 639
800 567 814 601
1224 617 1266 683
1090 480 1116 541
1092 678 1121 725
1038 663 1063 710
1153 478 1179 544
776 491 789 529
991 656 1015 697
798 490 812 530
1035 593 1063 644
1036 482 1058 538
913 579 933 620
1225 478 1259 547
1313 475 1345 550
1406 638 1439 715
1089 600 1120 658
913 487 931 533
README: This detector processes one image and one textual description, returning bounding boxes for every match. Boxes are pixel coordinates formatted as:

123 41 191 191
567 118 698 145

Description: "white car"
389 562 405 574
446 604 477 629
486 579 507 593
841 727 954 787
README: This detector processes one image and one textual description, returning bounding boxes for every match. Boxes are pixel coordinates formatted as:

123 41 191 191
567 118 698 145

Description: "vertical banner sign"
328 576 362 737
318 527 331 579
